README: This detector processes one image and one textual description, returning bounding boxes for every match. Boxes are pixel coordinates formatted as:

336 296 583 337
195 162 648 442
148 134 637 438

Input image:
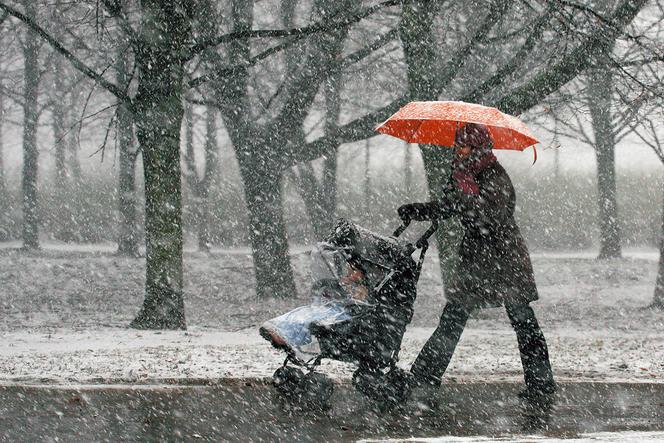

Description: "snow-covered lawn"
1 244 663 384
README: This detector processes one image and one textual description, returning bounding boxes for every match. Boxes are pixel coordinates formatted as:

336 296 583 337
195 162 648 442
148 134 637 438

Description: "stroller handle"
416 220 439 248
393 219 439 254
392 219 411 238
390 219 439 283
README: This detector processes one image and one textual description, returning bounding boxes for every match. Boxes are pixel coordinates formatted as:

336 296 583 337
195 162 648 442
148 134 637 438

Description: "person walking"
397 122 556 402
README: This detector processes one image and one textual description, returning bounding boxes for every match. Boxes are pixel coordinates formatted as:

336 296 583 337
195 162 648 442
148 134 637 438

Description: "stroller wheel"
300 372 334 410
273 366 305 398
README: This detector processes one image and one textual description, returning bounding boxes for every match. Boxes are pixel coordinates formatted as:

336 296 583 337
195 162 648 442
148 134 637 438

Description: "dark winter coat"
408 161 538 308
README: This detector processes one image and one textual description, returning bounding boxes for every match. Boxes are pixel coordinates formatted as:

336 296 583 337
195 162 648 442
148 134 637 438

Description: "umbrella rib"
410 118 426 143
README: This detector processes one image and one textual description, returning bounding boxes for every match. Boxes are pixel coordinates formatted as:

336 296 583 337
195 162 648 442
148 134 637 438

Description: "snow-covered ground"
1 244 663 384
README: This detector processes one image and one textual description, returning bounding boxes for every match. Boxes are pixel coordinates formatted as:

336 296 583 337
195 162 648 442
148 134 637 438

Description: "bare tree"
115 42 140 257
183 105 219 253
587 54 622 259
197 0 361 298
20 0 40 250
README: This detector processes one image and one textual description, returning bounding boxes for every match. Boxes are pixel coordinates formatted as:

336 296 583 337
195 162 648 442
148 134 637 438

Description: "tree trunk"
0 93 6 241
651 185 664 309
115 48 139 257
52 2 67 197
67 88 82 184
52 73 67 194
399 0 460 289
319 56 342 235
364 139 371 209
289 61 342 239
588 66 621 259
52 53 74 242
130 2 191 330
289 163 329 239
0 94 5 198
21 2 40 250
198 106 218 252
239 152 296 298
131 86 186 329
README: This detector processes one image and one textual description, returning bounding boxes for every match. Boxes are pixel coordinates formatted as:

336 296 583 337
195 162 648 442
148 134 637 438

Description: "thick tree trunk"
289 62 341 239
651 186 664 309
239 152 296 298
289 163 329 239
0 93 6 241
364 139 371 208
0 94 5 198
115 49 139 257
399 0 460 288
215 0 297 298
117 103 139 257
130 2 191 330
131 90 186 329
21 3 40 250
318 57 342 236
588 66 621 259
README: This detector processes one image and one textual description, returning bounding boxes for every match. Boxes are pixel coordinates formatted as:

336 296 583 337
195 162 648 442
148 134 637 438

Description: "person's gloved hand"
397 203 432 221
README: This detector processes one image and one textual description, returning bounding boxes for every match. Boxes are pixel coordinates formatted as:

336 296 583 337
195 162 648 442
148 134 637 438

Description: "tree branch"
183 0 400 60
496 0 648 115
0 2 128 102
462 6 553 103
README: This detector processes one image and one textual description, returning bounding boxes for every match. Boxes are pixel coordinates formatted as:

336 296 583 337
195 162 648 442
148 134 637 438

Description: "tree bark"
318 54 342 235
239 150 296 298
52 57 67 195
115 47 139 257
652 183 664 309
0 93 5 198
198 106 218 252
67 87 81 184
213 0 297 298
289 164 329 238
289 58 342 239
364 138 371 209
130 1 192 330
21 1 40 250
51 50 75 242
0 92 7 241
399 0 460 289
588 64 622 259
52 0 67 197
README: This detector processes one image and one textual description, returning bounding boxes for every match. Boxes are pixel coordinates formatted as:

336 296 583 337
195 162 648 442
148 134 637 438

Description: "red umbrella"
375 101 539 151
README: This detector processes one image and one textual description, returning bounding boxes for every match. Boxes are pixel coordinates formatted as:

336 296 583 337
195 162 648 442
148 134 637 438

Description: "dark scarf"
452 151 497 195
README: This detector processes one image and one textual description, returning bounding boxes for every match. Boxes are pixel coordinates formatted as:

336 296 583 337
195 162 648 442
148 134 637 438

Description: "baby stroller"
259 218 438 408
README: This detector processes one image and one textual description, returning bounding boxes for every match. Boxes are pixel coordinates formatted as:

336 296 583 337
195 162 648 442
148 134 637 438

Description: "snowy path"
1 326 662 385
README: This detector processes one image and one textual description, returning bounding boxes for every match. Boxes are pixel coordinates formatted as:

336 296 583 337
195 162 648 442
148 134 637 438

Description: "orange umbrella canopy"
375 101 539 150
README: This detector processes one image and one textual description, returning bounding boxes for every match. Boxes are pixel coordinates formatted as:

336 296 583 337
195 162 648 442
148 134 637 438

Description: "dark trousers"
411 302 555 392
